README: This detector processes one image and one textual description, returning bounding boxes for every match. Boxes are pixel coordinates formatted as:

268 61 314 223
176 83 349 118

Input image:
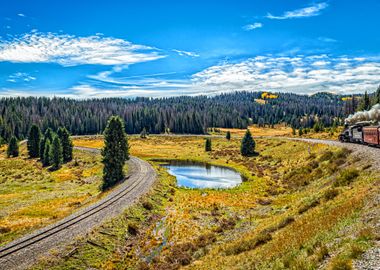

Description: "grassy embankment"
0 144 104 246
215 124 343 140
33 134 379 270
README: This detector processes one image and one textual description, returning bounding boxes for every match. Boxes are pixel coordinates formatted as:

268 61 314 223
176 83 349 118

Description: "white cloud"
17 13 25 17
243 22 263 31
7 72 36 83
172 49 199 57
190 55 380 95
267 2 328 20
0 32 165 66
66 54 380 98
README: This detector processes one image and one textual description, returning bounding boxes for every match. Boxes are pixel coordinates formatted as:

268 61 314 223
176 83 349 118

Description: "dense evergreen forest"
0 91 350 142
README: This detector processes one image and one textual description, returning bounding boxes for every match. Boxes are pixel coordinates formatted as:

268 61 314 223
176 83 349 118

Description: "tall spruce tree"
359 91 371 111
42 139 52 166
40 128 54 158
102 116 129 190
27 124 41 158
50 135 63 170
240 129 255 156
7 136 19 157
375 85 380 105
226 131 231 140
57 127 73 162
205 138 212 151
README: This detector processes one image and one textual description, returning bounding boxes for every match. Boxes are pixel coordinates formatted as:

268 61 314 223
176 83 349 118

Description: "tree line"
0 91 351 143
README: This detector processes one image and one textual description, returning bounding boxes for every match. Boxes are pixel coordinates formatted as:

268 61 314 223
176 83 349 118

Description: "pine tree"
205 138 212 151
140 127 147 138
374 85 380 105
240 129 256 157
50 135 63 170
7 136 19 157
27 124 41 158
364 91 370 110
42 139 52 166
57 127 73 162
298 128 303 136
102 116 129 190
226 131 231 140
40 128 54 158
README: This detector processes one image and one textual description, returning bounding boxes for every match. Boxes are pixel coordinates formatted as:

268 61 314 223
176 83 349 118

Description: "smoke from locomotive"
345 103 380 125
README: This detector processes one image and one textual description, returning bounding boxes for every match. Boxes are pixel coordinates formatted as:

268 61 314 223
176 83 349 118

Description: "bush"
348 243 365 259
323 188 339 201
205 138 212 152
319 151 334 162
127 222 139 236
298 198 320 214
328 258 353 270
334 168 359 187
263 216 295 234
142 201 153 210
224 232 272 256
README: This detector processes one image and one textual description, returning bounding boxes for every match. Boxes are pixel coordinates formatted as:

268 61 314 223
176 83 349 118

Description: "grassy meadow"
32 133 379 269
0 144 104 246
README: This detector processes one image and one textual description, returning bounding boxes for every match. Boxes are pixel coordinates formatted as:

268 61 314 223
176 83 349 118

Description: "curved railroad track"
0 147 156 270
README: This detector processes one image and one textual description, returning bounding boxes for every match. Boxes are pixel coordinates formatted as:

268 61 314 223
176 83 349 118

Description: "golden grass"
0 145 103 246
31 133 378 269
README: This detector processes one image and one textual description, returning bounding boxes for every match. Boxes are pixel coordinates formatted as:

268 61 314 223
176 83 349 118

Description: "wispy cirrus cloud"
243 22 263 31
172 49 199 57
0 32 165 66
7 72 36 83
267 2 328 20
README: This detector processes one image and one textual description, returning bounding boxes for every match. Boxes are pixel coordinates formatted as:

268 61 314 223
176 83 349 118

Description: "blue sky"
0 0 379 98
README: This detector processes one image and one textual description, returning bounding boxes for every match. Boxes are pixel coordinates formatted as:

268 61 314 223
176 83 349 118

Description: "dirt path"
0 147 156 270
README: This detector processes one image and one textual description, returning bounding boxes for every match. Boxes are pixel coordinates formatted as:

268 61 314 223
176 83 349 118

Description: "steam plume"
345 103 380 125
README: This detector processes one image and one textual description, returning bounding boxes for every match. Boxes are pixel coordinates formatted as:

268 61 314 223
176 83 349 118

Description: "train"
338 121 380 146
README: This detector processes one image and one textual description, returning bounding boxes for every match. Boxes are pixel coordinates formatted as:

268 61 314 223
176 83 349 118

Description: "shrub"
205 138 212 152
314 244 329 262
348 243 365 259
328 258 353 270
195 233 216 248
298 198 320 214
319 151 334 162
142 201 153 210
323 188 339 201
357 227 375 241
127 222 139 236
334 168 359 187
224 232 272 256
263 216 295 234
334 148 351 159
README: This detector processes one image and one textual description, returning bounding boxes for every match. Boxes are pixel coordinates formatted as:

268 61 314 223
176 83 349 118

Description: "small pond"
160 160 243 189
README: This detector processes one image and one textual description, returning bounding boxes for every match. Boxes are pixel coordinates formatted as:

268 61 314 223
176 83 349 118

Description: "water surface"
161 161 242 189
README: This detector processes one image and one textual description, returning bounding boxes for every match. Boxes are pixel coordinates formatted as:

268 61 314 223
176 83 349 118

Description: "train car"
363 126 380 146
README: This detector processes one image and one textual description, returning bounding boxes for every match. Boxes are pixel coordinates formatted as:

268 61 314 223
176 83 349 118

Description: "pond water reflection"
160 160 242 189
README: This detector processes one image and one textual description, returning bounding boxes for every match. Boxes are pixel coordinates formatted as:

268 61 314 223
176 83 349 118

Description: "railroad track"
0 148 156 270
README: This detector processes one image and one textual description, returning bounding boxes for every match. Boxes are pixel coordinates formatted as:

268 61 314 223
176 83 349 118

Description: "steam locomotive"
339 121 380 146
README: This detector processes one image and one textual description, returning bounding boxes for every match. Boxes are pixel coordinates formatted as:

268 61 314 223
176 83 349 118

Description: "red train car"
363 126 380 146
